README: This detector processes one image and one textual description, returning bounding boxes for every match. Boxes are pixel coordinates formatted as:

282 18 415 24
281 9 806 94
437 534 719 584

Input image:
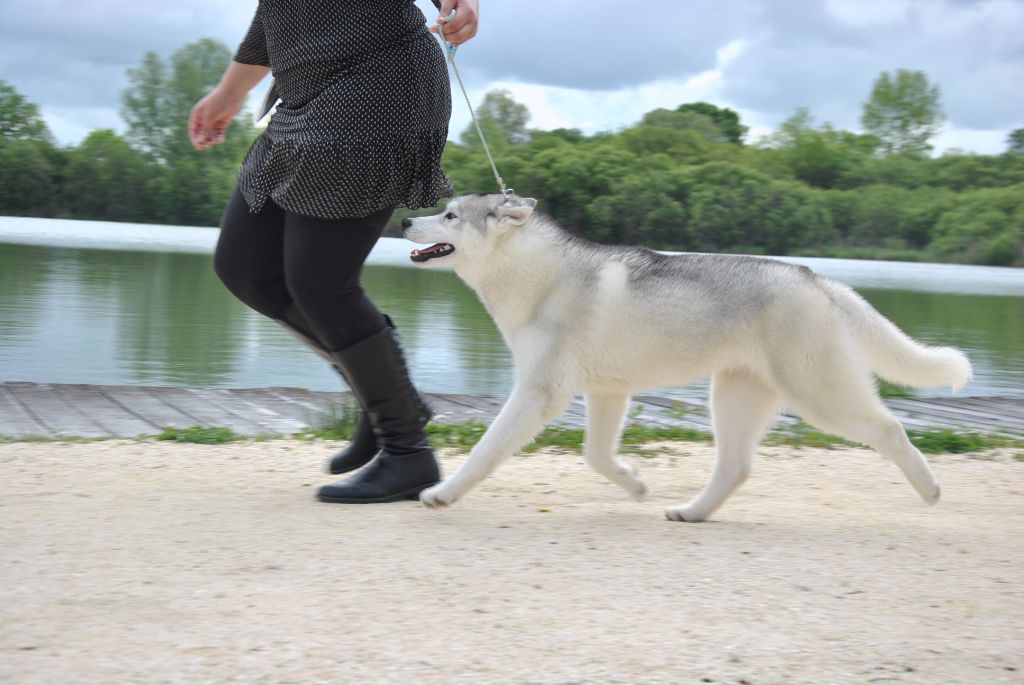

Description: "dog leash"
438 17 514 199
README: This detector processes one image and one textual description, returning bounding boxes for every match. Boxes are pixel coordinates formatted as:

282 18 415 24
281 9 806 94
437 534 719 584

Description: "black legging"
214 186 393 352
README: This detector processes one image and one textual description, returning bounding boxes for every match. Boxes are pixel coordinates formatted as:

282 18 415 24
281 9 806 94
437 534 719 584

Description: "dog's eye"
445 212 456 221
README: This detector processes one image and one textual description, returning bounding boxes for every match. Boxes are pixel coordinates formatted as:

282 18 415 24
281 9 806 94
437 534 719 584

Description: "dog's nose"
401 217 412 229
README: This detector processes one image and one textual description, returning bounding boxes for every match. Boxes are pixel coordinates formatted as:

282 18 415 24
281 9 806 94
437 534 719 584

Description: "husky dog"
401 194 972 521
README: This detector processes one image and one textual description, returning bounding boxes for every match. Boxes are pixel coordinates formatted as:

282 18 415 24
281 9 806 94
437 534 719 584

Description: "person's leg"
213 186 294 321
282 207 439 503
214 188 380 472
281 206 393 352
215 187 343 345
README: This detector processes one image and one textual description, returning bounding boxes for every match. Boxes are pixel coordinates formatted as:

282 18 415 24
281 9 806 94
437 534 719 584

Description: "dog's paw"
618 464 648 502
419 482 460 509
921 480 941 506
665 504 706 523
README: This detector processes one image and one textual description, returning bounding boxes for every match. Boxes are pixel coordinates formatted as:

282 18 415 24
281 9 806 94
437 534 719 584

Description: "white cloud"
934 127 1012 156
4 0 1019 155
825 0 914 26
43 107 124 146
448 37 749 140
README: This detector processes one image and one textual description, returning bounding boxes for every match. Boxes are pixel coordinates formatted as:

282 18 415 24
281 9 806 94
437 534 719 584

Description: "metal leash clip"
439 9 459 57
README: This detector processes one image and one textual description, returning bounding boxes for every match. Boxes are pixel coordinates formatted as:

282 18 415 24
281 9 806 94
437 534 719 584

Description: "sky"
1 0 1022 154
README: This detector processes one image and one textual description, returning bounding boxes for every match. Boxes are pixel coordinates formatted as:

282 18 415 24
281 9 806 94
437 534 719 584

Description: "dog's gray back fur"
441 192 832 333
501 201 823 319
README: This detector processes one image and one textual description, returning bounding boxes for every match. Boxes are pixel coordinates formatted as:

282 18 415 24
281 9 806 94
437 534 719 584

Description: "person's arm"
216 61 272 102
187 9 271 150
234 9 271 67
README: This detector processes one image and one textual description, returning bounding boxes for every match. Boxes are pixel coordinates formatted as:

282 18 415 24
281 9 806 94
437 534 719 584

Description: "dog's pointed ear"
495 196 537 226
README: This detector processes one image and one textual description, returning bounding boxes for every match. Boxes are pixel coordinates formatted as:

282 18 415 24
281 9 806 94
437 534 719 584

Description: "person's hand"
188 87 245 150
431 0 479 46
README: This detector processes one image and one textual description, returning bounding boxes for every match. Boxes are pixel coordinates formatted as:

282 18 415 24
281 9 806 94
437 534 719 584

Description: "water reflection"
859 288 1024 397
0 240 1021 397
362 266 513 394
0 245 248 387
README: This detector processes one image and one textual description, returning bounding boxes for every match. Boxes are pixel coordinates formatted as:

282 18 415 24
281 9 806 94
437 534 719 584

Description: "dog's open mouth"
410 243 455 263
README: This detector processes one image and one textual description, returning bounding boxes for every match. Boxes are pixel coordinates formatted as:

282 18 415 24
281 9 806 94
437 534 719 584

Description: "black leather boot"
273 307 378 475
317 326 440 504
327 412 377 474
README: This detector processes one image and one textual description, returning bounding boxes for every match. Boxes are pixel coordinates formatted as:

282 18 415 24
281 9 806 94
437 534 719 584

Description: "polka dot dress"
233 0 453 219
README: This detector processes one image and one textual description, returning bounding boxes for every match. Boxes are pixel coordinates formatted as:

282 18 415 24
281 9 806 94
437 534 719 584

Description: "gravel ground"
1 439 1021 685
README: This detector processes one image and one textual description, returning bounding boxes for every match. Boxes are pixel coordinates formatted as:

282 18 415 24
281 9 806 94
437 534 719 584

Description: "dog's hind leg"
419 383 573 508
583 393 647 501
782 378 941 506
666 370 781 522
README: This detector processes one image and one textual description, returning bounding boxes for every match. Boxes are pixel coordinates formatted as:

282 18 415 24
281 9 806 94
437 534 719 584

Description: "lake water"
1 216 1021 399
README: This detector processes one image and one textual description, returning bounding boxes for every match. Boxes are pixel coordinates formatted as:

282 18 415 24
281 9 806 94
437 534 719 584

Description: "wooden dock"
0 382 1021 440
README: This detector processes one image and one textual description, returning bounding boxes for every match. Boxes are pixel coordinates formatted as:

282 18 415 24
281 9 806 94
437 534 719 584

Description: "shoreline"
3 382 1022 443
6 216 1024 273
4 221 1024 291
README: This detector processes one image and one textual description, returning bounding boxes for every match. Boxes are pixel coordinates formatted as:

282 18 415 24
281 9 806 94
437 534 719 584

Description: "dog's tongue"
412 243 448 256
410 242 454 263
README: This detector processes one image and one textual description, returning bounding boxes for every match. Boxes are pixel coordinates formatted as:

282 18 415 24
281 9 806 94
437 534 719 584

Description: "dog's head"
401 193 538 269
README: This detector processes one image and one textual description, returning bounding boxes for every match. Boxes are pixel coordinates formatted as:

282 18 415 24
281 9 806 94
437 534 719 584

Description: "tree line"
1 38 1022 266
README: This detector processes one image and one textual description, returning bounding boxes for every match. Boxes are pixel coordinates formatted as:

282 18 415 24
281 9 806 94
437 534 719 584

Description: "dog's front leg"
420 385 572 508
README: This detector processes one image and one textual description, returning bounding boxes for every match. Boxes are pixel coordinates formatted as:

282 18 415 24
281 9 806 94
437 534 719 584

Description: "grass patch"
156 426 240 444
423 420 714 455
521 426 586 453
0 434 107 444
666 401 695 422
906 428 1022 454
426 420 1024 455
427 421 490 450
621 423 713 447
877 379 916 399
294 402 361 441
523 423 714 454
762 423 1023 454
428 421 714 455
3 417 1019 457
764 422 856 450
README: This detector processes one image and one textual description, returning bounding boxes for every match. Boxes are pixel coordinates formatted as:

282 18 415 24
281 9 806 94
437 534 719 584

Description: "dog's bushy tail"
825 280 973 392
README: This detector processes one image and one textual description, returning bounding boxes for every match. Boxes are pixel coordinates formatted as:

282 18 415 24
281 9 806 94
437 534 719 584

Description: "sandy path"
1 439 1021 685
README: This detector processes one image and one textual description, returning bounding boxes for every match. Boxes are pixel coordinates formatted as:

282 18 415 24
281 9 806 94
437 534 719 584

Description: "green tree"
841 153 926 190
120 52 172 161
585 170 688 247
460 89 530 148
620 123 710 162
676 102 747 144
641 108 728 143
63 130 156 221
928 153 1016 191
900 188 956 249
861 69 944 156
768 108 874 189
848 184 913 246
119 39 260 225
0 83 63 216
0 81 54 144
523 140 640 234
931 186 1024 265
1006 128 1024 155
682 162 834 254
0 139 61 216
